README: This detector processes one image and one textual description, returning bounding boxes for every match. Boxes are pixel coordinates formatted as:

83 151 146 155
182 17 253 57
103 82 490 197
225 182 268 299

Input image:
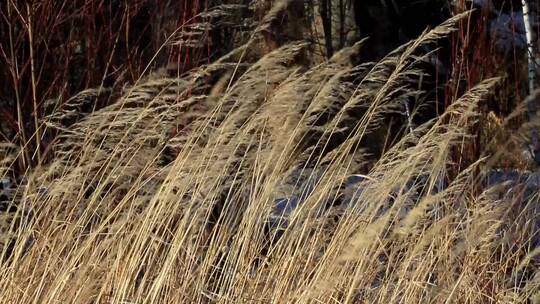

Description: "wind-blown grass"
0 11 538 304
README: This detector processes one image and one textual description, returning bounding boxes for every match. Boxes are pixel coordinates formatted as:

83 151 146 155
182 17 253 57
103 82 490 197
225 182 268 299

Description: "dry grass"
0 8 539 304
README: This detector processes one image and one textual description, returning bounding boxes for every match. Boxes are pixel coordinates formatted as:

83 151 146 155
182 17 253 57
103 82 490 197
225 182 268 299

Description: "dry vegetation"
0 1 539 303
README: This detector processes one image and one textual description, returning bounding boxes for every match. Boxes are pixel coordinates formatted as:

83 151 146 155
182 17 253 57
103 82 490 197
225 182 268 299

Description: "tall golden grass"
0 8 539 304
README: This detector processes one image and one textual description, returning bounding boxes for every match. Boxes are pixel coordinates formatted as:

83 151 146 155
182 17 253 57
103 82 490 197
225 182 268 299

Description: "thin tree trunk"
319 0 333 57
339 0 345 49
521 0 540 161
522 0 537 93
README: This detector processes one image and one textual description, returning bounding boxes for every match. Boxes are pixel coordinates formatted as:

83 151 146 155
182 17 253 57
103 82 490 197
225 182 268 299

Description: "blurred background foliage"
0 0 538 172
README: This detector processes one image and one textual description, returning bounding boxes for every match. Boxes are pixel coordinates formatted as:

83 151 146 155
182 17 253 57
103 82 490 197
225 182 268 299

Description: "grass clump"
0 8 538 304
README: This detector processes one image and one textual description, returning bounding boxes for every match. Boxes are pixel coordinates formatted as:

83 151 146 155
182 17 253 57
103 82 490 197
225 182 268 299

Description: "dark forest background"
1 0 538 171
